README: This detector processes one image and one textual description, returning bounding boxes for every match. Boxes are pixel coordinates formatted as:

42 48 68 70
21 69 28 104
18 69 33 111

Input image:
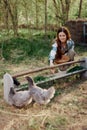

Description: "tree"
52 0 71 25
2 0 18 36
35 0 39 28
78 0 83 18
45 0 47 37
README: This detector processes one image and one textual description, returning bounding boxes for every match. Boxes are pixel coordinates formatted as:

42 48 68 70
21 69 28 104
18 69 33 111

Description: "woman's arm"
49 43 57 66
49 43 57 73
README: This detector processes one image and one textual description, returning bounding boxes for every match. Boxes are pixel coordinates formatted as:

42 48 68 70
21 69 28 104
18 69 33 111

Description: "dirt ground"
0 56 87 130
0 78 87 130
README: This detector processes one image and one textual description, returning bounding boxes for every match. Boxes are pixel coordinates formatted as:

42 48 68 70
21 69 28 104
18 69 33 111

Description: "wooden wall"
65 19 87 45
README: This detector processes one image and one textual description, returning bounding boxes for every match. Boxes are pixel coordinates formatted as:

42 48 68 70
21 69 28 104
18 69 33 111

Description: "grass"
0 30 56 63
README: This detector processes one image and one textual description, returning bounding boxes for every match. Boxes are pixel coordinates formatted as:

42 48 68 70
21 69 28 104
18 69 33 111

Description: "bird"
12 77 20 88
26 76 55 105
9 87 32 108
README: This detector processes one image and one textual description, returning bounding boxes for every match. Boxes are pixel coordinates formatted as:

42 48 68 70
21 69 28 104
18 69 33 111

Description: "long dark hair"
55 26 71 59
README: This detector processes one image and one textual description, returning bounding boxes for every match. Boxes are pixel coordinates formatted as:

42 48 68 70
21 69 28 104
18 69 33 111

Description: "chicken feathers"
9 87 32 108
26 76 55 105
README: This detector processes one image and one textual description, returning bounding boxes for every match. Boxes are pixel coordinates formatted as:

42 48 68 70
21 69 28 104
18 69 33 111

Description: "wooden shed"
65 19 87 45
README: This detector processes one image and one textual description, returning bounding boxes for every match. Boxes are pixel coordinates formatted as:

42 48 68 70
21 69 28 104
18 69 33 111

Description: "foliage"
75 44 87 55
0 29 56 63
66 65 84 73
0 0 87 36
34 75 47 82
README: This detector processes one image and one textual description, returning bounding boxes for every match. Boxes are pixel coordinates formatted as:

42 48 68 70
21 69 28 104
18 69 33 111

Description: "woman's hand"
50 68 55 74
50 61 56 74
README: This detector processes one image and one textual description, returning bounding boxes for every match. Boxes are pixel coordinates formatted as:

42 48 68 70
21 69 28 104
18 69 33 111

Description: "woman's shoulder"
51 38 58 47
67 39 74 45
52 42 57 48
67 39 75 49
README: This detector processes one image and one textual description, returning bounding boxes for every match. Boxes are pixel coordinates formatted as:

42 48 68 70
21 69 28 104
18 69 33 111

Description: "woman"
49 26 76 73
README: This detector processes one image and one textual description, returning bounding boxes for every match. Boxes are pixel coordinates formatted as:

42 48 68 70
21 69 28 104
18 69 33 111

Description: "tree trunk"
36 0 39 29
65 0 70 20
53 0 71 25
3 1 9 32
53 0 61 26
22 0 30 35
60 0 70 24
3 0 18 36
78 0 83 18
45 0 47 38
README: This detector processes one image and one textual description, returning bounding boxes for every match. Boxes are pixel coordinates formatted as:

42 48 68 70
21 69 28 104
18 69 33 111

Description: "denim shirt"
49 39 75 61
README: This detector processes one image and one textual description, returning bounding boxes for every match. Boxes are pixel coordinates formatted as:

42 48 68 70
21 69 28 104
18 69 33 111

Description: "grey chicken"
9 87 32 108
26 76 55 105
12 77 20 88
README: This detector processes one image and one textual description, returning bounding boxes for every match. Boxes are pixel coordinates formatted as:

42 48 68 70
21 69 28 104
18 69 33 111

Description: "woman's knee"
68 50 76 61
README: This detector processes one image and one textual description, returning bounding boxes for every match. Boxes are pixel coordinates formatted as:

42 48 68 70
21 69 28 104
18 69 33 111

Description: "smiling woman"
49 26 76 73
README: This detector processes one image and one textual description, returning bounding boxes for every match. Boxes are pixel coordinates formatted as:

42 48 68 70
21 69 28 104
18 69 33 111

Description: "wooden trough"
13 57 87 88
3 57 87 104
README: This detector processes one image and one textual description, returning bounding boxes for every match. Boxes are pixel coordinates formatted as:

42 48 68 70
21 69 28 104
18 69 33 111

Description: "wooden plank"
36 69 87 86
16 68 87 91
13 59 85 78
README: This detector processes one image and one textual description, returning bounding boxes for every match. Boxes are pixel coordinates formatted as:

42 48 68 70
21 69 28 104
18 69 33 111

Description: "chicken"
3 73 32 108
26 76 55 105
12 77 20 87
9 87 32 108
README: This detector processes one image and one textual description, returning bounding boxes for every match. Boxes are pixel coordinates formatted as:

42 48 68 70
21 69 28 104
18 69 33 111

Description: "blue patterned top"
49 39 75 61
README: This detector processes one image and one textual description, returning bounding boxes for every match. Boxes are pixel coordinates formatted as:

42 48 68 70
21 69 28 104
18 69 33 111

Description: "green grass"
0 29 56 64
75 44 87 55
66 65 84 73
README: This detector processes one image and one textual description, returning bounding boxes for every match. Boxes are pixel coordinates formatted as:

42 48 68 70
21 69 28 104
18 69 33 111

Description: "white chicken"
26 76 55 105
9 87 32 108
3 73 32 108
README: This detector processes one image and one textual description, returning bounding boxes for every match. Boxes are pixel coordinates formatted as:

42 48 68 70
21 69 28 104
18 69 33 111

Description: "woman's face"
58 32 67 43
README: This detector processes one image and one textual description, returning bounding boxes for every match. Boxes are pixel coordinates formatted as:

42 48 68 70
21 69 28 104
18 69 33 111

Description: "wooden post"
3 73 14 105
80 57 87 79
